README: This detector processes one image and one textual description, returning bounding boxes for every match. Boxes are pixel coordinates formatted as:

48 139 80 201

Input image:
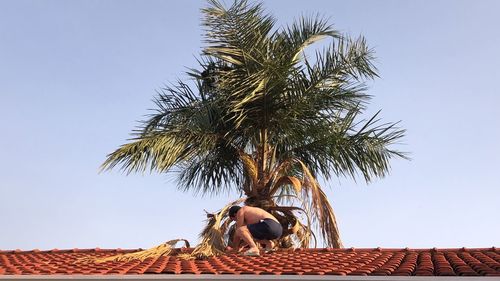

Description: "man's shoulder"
241 205 257 212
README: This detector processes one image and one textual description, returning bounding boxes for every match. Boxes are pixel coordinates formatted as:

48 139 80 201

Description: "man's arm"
230 207 245 248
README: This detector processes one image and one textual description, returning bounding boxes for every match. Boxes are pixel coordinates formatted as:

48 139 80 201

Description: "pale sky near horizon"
0 0 499 251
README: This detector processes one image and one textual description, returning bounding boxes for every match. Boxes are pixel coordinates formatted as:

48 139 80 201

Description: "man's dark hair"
228 206 241 218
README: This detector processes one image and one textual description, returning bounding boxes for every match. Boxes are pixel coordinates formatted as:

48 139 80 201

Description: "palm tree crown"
102 0 406 251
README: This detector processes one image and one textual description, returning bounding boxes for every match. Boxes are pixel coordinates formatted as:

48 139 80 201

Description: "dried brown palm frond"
239 152 258 183
269 203 316 248
296 160 343 248
78 199 243 263
270 176 301 196
78 239 190 263
267 159 342 248
189 198 245 259
287 219 315 248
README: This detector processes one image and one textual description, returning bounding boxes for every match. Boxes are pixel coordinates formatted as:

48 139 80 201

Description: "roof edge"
0 247 497 254
1 275 499 281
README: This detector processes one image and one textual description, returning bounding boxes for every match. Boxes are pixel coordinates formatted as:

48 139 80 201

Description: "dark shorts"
247 218 283 240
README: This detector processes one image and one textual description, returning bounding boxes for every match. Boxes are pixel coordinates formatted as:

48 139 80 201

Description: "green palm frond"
282 15 339 64
280 108 407 182
202 0 275 67
102 79 244 195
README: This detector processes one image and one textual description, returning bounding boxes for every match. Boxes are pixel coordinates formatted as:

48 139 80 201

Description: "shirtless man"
226 205 283 256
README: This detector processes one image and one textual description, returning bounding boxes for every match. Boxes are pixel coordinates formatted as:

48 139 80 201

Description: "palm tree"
101 0 406 255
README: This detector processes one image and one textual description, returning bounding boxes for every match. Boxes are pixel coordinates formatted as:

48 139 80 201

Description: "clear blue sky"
1 0 499 250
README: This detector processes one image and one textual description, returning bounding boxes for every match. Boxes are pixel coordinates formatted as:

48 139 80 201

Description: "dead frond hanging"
267 158 343 248
297 159 343 248
189 198 245 259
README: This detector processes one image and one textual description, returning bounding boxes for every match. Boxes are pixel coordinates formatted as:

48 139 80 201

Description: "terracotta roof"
0 247 499 276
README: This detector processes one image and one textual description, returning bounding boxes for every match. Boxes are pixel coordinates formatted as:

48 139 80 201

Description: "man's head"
228 205 241 220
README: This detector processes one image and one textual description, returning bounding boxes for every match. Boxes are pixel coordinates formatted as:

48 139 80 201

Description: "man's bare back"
227 205 283 256
238 206 279 225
